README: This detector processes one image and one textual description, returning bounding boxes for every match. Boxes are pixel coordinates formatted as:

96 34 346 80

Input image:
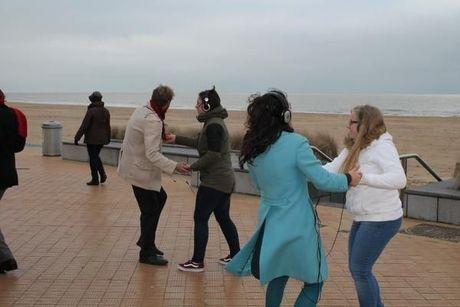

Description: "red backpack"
10 107 27 152
11 107 27 138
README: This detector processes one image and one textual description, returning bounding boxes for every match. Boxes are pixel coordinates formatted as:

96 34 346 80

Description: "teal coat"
226 132 348 284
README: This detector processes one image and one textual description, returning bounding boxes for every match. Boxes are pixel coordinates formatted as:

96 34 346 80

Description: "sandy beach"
9 102 460 185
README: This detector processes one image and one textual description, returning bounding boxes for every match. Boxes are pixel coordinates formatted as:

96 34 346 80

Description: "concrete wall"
404 181 460 225
62 142 260 195
61 141 344 200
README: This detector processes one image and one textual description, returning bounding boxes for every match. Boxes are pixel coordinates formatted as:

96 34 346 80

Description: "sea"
7 92 460 117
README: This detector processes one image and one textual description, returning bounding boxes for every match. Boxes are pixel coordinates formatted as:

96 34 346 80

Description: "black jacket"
0 104 24 189
75 101 111 145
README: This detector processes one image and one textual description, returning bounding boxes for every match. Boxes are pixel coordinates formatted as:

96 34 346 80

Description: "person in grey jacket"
167 87 240 272
74 91 111 185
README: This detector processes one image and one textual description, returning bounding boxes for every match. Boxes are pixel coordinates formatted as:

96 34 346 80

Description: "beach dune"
10 102 460 186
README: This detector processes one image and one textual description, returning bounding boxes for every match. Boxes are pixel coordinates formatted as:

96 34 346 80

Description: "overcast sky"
1 0 460 94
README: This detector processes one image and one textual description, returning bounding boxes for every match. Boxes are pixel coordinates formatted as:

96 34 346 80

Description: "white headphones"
267 91 291 124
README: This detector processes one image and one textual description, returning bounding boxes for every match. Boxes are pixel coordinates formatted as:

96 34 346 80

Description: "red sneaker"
177 260 204 272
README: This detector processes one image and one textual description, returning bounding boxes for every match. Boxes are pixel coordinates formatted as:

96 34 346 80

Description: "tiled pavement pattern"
0 147 459 307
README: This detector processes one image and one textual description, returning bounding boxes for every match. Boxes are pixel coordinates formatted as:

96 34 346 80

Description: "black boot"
99 168 107 183
0 258 18 273
86 179 99 186
139 250 168 266
136 241 163 256
100 173 107 184
152 245 164 256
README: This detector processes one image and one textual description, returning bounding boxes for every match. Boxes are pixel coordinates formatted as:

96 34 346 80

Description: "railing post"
400 157 408 216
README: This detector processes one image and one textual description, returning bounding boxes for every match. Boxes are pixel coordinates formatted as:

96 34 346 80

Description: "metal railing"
399 153 442 182
311 146 333 162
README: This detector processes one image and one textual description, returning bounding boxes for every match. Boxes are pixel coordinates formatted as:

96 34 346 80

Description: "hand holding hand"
164 133 176 143
175 162 191 174
348 165 362 187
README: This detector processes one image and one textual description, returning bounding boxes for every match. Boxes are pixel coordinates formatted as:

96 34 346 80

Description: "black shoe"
0 258 18 272
136 242 164 256
86 180 99 186
153 246 164 256
100 173 107 183
139 254 168 266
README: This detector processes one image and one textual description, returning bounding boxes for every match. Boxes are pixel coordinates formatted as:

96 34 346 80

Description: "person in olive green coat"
166 87 240 272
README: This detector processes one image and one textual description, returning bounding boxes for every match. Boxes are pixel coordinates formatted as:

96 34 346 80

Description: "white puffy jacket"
324 132 406 221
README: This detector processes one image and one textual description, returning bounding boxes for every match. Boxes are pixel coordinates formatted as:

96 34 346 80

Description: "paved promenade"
0 147 459 306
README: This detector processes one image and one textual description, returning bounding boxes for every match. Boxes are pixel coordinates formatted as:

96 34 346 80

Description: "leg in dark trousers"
192 186 240 263
87 144 104 183
214 193 240 258
0 189 18 272
132 185 167 252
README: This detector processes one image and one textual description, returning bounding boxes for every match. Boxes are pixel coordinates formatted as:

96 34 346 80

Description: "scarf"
0 90 5 105
150 100 167 140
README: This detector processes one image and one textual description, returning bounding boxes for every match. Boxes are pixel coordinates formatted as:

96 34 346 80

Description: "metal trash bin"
42 121 62 156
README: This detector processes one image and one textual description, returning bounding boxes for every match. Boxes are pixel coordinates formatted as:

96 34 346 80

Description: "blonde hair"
341 105 386 172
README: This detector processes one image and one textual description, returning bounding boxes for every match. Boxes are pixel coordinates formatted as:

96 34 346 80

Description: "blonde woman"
324 105 406 307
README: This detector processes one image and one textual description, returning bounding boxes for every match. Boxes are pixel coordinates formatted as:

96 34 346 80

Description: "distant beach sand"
10 102 460 186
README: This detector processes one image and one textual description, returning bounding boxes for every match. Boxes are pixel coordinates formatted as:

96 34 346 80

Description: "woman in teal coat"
226 90 361 307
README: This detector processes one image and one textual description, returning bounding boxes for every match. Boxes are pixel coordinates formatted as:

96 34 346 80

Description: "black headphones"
266 90 292 124
201 86 217 112
202 97 211 112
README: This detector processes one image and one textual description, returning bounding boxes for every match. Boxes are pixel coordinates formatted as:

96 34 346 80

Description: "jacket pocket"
134 159 154 170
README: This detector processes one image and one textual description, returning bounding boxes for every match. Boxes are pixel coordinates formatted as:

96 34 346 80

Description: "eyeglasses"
348 120 359 126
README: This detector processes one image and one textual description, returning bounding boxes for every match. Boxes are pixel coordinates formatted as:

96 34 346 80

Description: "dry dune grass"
110 125 126 140
110 123 339 160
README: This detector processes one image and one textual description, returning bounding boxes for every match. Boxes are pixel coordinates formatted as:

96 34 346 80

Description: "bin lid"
42 120 62 128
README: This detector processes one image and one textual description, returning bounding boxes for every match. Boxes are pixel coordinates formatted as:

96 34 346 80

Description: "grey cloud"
1 0 459 93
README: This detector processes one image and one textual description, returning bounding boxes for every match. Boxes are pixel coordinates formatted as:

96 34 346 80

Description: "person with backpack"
0 89 24 273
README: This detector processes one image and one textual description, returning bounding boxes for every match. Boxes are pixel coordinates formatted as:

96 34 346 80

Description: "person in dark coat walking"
74 91 111 185
0 89 20 273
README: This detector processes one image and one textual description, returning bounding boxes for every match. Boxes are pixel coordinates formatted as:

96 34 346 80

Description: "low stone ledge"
61 141 345 199
404 179 460 225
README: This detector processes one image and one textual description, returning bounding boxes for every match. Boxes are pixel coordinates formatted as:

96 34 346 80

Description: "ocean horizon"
7 92 460 117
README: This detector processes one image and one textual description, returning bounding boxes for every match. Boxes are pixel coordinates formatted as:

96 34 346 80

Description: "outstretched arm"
296 140 349 192
190 124 224 171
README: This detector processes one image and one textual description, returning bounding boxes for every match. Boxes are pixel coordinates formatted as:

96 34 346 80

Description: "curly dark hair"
239 91 294 168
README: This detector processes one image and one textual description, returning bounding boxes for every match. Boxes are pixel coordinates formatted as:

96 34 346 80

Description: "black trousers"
132 185 167 254
0 189 15 262
87 144 105 181
192 186 240 263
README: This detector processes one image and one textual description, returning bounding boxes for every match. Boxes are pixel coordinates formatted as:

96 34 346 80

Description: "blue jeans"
348 218 402 307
